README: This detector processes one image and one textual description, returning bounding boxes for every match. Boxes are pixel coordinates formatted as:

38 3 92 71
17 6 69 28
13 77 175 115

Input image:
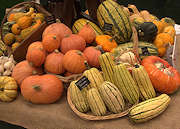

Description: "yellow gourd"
17 16 33 29
12 42 20 51
34 13 45 22
3 33 15 45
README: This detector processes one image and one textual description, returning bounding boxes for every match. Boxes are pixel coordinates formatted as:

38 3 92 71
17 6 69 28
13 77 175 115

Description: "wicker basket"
0 1 53 63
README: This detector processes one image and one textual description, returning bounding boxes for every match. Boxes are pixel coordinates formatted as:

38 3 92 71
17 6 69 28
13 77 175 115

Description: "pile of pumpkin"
0 0 179 124
2 7 45 51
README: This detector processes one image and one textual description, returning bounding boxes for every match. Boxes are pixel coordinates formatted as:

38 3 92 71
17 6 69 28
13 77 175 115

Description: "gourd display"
11 60 43 85
97 0 132 44
142 56 180 94
96 35 118 52
111 41 158 59
42 23 72 39
87 88 107 116
69 80 89 113
20 74 64 104
0 76 18 102
129 94 170 123
44 50 65 74
131 65 156 100
42 34 61 53
83 68 104 90
113 64 139 104
26 41 46 67
72 18 103 36
61 34 86 54
78 22 96 44
83 46 102 68
63 50 87 74
99 52 115 84
99 81 125 113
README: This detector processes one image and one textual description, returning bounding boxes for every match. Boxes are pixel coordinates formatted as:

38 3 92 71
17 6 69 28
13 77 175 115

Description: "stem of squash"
53 36 57 40
54 49 59 53
32 70 38 75
84 61 91 70
76 50 82 56
32 85 41 91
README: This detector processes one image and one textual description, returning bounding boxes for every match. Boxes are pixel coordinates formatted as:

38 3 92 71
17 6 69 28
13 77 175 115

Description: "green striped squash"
112 41 158 59
97 0 132 44
72 18 103 36
129 94 170 123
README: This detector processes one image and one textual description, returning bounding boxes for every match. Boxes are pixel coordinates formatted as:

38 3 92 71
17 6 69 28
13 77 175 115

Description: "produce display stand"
0 90 180 129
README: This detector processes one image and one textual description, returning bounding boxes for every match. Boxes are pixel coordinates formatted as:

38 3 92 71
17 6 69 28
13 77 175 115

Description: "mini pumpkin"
96 35 118 52
17 16 33 29
11 60 43 85
11 24 21 35
42 34 61 53
26 41 46 67
3 33 15 45
20 74 64 104
44 50 65 74
78 22 96 44
0 76 18 102
83 46 102 68
63 50 87 74
61 34 86 54
162 26 176 38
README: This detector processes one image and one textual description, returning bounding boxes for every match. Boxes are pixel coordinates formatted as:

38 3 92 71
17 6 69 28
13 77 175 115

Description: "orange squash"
17 16 33 29
11 60 43 85
20 74 64 104
11 24 21 35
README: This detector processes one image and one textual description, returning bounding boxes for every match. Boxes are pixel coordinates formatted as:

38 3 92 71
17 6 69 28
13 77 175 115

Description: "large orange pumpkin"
26 41 46 67
63 50 87 74
42 23 72 39
42 34 61 53
83 46 101 68
60 34 86 54
12 60 43 85
44 50 65 74
20 74 64 104
141 56 180 94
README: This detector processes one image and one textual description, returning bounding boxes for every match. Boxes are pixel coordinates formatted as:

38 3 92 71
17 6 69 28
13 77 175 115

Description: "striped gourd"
99 81 125 113
69 81 89 113
83 68 104 90
113 64 139 104
87 88 107 116
97 0 132 44
0 40 7 56
98 52 115 84
129 94 170 123
132 65 156 101
72 18 103 36
112 41 158 60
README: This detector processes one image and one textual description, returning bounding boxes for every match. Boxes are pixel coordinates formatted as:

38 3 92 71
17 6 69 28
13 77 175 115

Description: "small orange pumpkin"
17 16 33 29
42 34 61 53
26 41 46 67
96 35 118 52
44 50 65 74
83 46 102 68
12 60 43 85
11 24 21 35
63 50 87 74
61 34 86 54
20 74 64 104
162 26 176 38
8 13 15 22
78 22 96 44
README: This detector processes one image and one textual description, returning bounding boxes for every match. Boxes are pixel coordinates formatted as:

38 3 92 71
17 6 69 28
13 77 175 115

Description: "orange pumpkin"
142 56 180 94
78 22 96 44
26 41 46 67
8 13 15 22
20 74 64 104
96 35 118 52
44 50 65 74
11 24 21 35
83 46 101 68
63 50 87 74
42 23 72 39
42 34 61 53
12 60 43 85
61 34 86 54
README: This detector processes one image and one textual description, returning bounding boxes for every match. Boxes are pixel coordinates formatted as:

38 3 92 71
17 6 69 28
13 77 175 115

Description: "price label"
75 76 90 90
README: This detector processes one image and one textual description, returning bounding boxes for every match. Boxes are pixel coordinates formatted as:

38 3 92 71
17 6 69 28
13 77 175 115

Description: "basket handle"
0 1 42 42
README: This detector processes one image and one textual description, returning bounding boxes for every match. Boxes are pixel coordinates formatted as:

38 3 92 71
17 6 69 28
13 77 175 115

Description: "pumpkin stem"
54 49 59 53
53 36 56 40
76 50 82 56
32 70 38 75
84 61 91 70
95 45 105 54
65 34 70 38
32 85 41 91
